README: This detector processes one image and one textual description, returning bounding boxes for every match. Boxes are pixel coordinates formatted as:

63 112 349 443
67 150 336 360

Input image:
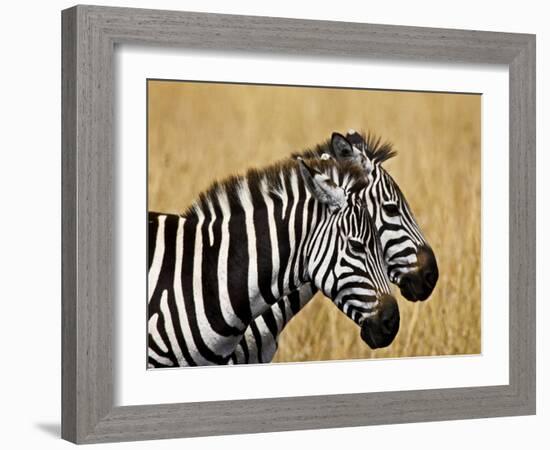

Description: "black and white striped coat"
230 131 439 364
147 158 399 367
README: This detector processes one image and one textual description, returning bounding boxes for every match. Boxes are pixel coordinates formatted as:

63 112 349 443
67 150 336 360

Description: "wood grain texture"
61 4 536 444
508 36 536 410
61 7 77 443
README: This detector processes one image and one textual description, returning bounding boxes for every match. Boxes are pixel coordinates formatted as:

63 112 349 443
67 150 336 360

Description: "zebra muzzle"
360 294 400 349
398 245 439 301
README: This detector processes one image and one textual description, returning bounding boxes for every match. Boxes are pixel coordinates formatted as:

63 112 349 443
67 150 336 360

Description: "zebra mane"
183 158 368 219
294 131 397 165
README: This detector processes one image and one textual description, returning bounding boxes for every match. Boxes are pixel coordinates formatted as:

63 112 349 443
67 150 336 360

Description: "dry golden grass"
148 80 481 362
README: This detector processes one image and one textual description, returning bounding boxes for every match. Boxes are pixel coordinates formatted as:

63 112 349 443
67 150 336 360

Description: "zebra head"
298 159 399 349
329 131 439 302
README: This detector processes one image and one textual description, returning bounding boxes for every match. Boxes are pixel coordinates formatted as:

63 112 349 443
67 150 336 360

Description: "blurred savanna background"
148 79 481 362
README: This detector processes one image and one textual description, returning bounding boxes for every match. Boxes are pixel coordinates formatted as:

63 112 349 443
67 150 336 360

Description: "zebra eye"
349 239 364 253
383 203 399 216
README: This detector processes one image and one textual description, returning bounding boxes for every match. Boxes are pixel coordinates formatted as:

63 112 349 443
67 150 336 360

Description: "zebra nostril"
360 294 400 349
417 245 438 291
424 270 437 288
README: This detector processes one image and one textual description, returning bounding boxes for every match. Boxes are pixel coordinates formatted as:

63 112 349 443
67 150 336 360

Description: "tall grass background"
148 80 481 362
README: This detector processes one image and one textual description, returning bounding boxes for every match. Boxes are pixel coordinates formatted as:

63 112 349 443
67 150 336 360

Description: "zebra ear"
298 159 346 212
345 129 366 148
331 132 358 160
331 132 374 176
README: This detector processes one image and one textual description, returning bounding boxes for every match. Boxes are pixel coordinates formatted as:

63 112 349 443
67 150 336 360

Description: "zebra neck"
185 171 317 329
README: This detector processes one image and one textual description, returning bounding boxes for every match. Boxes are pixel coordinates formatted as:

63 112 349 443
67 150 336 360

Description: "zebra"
147 157 399 367
230 130 439 364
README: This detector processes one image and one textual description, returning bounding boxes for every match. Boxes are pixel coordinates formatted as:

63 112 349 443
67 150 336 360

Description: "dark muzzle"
398 245 438 301
360 294 400 349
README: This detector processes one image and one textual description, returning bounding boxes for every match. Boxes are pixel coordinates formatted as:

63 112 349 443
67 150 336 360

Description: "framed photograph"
61 5 535 444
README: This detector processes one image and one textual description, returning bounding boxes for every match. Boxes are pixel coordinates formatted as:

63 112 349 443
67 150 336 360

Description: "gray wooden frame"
61 4 536 444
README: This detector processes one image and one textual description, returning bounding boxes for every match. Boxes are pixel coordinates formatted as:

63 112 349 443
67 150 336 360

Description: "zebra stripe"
148 158 396 367
231 131 437 364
